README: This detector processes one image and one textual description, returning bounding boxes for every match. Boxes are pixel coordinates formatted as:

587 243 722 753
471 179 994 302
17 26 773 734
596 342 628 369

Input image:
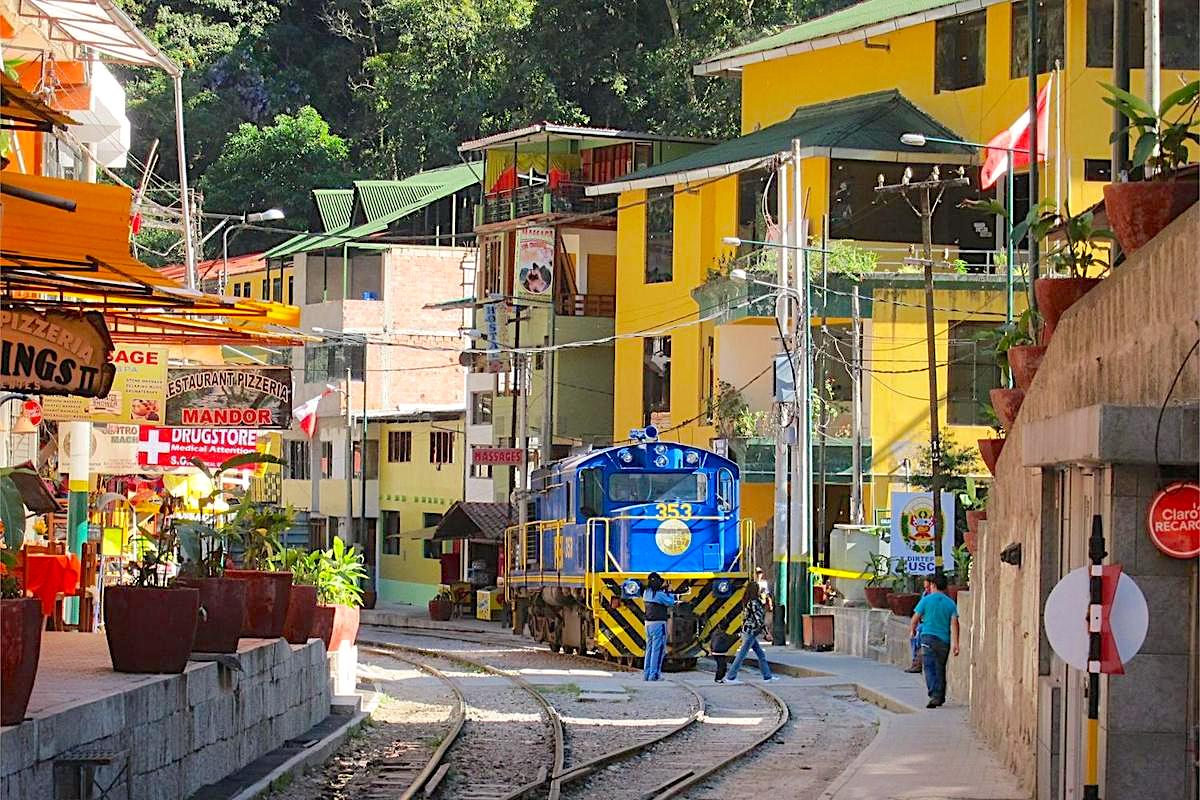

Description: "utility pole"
1027 0 1041 297
850 283 864 525
790 137 811 637
1145 0 1161 171
816 215 829 568
344 365 353 546
876 166 969 571
772 150 792 646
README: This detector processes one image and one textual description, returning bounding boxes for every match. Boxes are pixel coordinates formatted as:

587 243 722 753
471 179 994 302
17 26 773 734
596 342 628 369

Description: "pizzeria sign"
165 367 292 429
0 305 116 397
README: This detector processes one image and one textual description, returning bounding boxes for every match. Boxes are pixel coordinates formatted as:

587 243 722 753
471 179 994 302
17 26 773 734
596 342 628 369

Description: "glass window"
470 462 493 479
387 430 412 463
736 169 777 260
287 440 310 480
608 472 708 504
642 336 671 427
429 431 455 464
320 440 333 478
947 321 1002 425
471 392 493 425
304 342 364 383
579 468 604 517
644 187 674 283
382 511 400 555
353 440 379 479
1011 0 1065 78
935 10 987 91
287 275 294 303
1086 0 1198 70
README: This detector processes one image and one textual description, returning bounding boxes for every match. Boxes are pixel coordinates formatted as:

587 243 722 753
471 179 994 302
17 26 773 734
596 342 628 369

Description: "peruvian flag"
292 385 336 438
980 75 1053 190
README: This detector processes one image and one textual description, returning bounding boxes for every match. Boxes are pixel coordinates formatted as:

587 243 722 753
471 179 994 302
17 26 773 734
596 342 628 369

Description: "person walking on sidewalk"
908 572 959 708
642 572 676 681
723 582 777 684
905 583 932 673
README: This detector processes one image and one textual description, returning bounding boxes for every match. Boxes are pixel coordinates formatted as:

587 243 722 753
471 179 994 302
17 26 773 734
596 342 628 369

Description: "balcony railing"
481 182 617 225
715 436 871 484
557 293 615 317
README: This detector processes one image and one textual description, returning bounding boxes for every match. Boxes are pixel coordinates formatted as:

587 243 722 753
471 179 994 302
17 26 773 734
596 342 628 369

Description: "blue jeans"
921 633 950 700
726 633 773 681
644 621 667 680
910 633 921 661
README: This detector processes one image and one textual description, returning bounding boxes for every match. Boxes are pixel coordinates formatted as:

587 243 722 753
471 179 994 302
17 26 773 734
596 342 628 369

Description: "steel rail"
359 647 468 800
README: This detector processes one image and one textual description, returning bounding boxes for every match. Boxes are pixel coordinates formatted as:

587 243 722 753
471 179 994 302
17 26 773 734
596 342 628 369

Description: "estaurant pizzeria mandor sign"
0 305 116 397
165 367 292 429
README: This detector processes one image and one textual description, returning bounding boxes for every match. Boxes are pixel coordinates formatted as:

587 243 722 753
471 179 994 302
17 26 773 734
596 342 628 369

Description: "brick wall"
969 205 1199 791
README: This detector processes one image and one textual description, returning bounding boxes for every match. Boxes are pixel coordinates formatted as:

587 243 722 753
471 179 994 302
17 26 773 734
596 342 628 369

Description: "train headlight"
685 450 699 465
714 579 734 598
654 444 667 454
619 448 633 464
654 455 668 468
621 578 642 598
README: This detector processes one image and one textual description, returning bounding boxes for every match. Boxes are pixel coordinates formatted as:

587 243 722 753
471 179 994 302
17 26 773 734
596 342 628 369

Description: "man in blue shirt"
642 572 676 681
908 572 959 708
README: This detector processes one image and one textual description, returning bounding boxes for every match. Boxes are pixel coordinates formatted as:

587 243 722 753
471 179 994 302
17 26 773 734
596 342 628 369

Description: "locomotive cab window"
716 468 735 513
580 468 604 518
608 472 707 504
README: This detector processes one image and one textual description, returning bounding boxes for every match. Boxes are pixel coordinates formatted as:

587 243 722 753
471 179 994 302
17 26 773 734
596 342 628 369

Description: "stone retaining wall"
0 638 331 800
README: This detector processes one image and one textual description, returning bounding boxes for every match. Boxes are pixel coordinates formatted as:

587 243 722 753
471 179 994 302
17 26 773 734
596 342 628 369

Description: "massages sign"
165 367 292 429
0 305 116 397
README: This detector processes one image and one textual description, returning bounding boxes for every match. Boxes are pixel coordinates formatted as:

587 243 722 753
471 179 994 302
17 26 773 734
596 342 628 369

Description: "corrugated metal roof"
265 162 482 259
312 189 353 231
588 90 972 194
697 0 1002 75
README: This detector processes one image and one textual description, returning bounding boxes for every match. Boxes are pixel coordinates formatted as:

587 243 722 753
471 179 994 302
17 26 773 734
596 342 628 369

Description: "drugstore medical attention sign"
137 427 267 469
1147 482 1200 559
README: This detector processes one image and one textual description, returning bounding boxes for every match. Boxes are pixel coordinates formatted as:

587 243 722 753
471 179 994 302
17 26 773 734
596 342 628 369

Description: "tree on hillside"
198 106 351 247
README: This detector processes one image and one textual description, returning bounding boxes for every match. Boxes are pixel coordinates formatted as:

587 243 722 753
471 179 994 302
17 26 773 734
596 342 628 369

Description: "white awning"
19 0 179 75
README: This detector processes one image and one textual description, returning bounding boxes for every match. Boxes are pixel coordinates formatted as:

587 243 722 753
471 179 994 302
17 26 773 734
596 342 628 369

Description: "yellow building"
376 414 466 605
588 0 1196 570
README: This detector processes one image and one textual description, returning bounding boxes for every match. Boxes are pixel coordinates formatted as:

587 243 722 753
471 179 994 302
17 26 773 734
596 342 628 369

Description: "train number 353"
655 502 693 521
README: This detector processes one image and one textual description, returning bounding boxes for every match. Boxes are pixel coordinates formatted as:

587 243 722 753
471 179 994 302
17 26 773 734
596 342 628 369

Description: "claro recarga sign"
0 305 116 397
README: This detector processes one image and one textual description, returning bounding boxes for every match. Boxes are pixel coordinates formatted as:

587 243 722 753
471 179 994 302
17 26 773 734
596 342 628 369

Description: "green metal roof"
698 0 974 73
590 90 971 192
266 162 482 259
312 189 353 231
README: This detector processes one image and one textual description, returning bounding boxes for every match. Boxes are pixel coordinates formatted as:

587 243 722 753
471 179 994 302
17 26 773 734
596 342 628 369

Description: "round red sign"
21 399 43 427
1147 482 1200 560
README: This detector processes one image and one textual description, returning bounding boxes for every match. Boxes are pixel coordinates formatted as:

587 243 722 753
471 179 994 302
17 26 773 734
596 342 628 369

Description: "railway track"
361 628 790 800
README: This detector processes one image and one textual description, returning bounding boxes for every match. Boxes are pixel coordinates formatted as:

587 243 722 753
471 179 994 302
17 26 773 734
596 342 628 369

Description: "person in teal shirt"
908 572 959 708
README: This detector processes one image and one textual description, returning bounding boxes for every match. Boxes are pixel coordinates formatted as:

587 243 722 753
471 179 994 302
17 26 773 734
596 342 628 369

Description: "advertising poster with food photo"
43 344 168 425
515 228 555 300
165 367 292 429
889 491 956 575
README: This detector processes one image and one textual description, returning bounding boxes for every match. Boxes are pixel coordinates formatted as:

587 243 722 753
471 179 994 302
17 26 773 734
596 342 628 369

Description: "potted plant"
224 502 295 639
428 586 455 621
273 547 320 645
960 477 987 556
105 524 200 674
886 559 921 618
951 543 973 596
1 548 42 726
1101 80 1199 253
310 537 367 653
863 553 893 609
977 405 1006 477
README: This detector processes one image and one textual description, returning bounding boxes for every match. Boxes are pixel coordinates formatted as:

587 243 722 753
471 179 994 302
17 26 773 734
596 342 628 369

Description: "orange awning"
1 172 302 339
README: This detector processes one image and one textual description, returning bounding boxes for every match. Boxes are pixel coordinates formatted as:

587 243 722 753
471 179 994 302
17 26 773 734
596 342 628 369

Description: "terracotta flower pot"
966 509 987 536
864 586 893 609
978 438 1006 476
1034 277 1103 343
1 598 43 725
282 585 318 645
224 570 293 638
312 604 360 653
812 585 827 605
989 387 1025 430
964 530 978 555
1103 178 1198 255
887 592 921 618
1008 345 1047 392
428 598 454 621
176 577 246 654
945 585 962 603
104 586 199 674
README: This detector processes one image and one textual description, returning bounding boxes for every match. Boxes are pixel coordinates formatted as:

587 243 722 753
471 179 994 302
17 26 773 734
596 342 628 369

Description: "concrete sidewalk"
745 645 1029 800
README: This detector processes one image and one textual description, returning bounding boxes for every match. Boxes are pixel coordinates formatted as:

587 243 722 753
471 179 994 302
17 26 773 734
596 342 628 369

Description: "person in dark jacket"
723 582 777 684
706 628 736 683
642 572 676 681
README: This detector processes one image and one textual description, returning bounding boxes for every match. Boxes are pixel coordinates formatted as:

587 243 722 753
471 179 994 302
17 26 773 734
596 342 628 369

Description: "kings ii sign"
0 305 116 398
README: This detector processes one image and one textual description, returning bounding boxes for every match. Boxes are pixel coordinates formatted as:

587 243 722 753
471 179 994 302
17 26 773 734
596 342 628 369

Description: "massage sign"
0 305 116 397
165 366 292 429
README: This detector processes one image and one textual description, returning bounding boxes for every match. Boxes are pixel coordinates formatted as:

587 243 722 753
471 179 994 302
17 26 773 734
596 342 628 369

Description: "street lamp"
312 327 372 592
222 208 286 295
900 131 1030 335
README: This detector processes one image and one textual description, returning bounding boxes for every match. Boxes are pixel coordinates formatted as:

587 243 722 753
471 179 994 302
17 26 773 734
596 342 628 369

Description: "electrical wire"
1154 338 1199 485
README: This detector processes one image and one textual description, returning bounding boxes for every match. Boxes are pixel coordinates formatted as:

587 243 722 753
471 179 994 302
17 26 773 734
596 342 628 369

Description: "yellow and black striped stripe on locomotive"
593 576 747 659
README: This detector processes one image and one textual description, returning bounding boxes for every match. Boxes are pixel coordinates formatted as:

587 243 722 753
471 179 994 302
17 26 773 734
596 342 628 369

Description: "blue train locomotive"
505 431 753 668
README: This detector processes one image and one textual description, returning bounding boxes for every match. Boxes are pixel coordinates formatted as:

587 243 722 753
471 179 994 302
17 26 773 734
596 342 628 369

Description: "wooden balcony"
481 182 617 226
556 293 615 318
